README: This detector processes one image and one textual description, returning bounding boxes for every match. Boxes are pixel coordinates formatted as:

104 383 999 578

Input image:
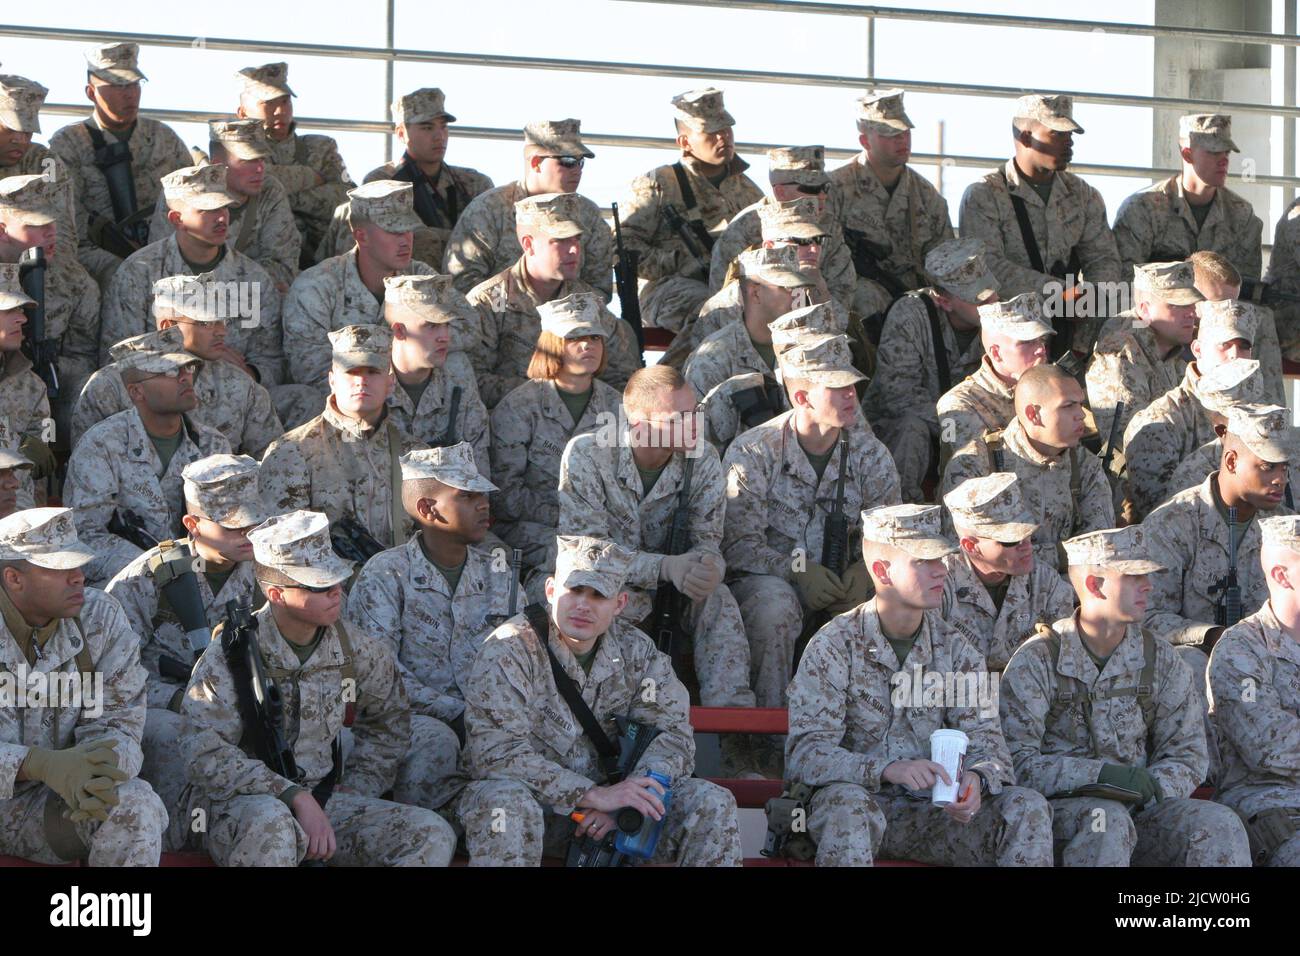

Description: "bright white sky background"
0 0 1295 234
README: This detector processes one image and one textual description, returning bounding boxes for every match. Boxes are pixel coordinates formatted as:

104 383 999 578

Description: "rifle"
611 203 645 359
647 456 694 665
432 386 462 447
566 716 663 867
731 378 785 430
1241 277 1300 308
810 438 850 634
1213 506 1243 632
662 204 711 269
1100 400 1126 477
329 514 386 564
18 247 58 399
222 600 343 867
841 227 907 300
85 122 150 256
150 541 215 682
108 508 158 552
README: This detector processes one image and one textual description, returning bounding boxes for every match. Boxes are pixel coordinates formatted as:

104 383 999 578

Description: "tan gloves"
660 551 725 602
21 739 128 823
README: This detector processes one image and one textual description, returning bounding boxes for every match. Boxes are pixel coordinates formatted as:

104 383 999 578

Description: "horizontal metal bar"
37 102 1300 189
6 23 1299 118
611 0 1300 48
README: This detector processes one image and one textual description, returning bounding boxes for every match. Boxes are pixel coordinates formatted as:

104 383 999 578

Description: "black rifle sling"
914 292 952 393
999 168 1047 274
84 121 139 217
670 162 717 254
524 602 621 781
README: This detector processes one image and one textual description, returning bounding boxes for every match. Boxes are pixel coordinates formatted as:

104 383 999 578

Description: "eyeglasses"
542 155 585 169
786 235 828 247
795 184 830 196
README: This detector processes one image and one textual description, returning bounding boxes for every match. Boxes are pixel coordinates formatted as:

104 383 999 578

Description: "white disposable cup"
930 729 969 805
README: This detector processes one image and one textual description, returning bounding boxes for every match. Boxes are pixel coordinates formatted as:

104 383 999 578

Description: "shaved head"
401 476 448 518
1014 363 1074 416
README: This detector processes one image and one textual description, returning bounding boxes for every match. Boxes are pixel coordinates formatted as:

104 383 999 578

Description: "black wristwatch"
970 768 992 795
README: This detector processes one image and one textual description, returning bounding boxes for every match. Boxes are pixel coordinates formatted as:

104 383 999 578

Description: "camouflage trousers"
729 574 806 709
641 275 712 333
392 713 468 811
0 778 166 866
453 777 743 866
872 413 935 505
141 707 191 848
1177 645 1220 785
196 789 456 866
806 783 1054 867
1050 796 1250 866
679 583 755 709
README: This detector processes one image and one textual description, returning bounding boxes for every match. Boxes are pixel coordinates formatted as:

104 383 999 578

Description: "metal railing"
4 4 1299 190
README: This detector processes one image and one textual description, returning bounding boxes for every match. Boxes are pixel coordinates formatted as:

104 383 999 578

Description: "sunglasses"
542 155 585 169
786 235 828 247
795 183 830 196
143 364 199 380
259 579 339 594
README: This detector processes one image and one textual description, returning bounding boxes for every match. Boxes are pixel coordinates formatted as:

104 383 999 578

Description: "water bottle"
614 770 673 859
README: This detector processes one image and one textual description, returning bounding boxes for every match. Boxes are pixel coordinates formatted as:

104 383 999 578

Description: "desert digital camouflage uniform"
941 417 1115 573
618 90 764 332
348 533 523 811
958 100 1124 351
73 329 283 457
1001 603 1247 864
1113 116 1262 280
344 444 519 812
467 263 639 408
832 90 955 317
1167 437 1299 507
149 174 300 292
0 175 102 416
0 507 167 866
104 454 264 829
1264 195 1300 356
454 535 743 866
1122 355 1262 522
284 250 437 392
0 417 36 514
935 356 1018 454
707 194 855 307
238 64 355 263
1208 583 1300 865
787 505 1051 868
387 357 488 470
0 76 80 262
100 234 285 381
863 238 998 500
260 401 423 555
1144 474 1292 648
684 319 780 453
722 406 902 707
557 432 755 710
181 509 454 865
490 378 621 583
0 266 50 453
49 44 193 287
941 472 1074 672
65 405 231 587
314 87 492 267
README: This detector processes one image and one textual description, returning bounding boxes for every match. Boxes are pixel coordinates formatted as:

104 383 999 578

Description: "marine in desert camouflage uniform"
831 89 955 321
444 119 609 298
489 293 623 597
941 472 1074 672
260 324 422 557
1209 514 1300 865
319 88 492 268
786 503 1053 867
64 334 231 587
148 120 300 293
236 62 354 268
959 94 1123 353
181 509 455 866
1000 525 1249 866
0 506 167 866
0 75 78 262
617 88 763 332
863 237 998 501
49 42 193 288
453 535 744 866
104 454 264 835
347 444 523 813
